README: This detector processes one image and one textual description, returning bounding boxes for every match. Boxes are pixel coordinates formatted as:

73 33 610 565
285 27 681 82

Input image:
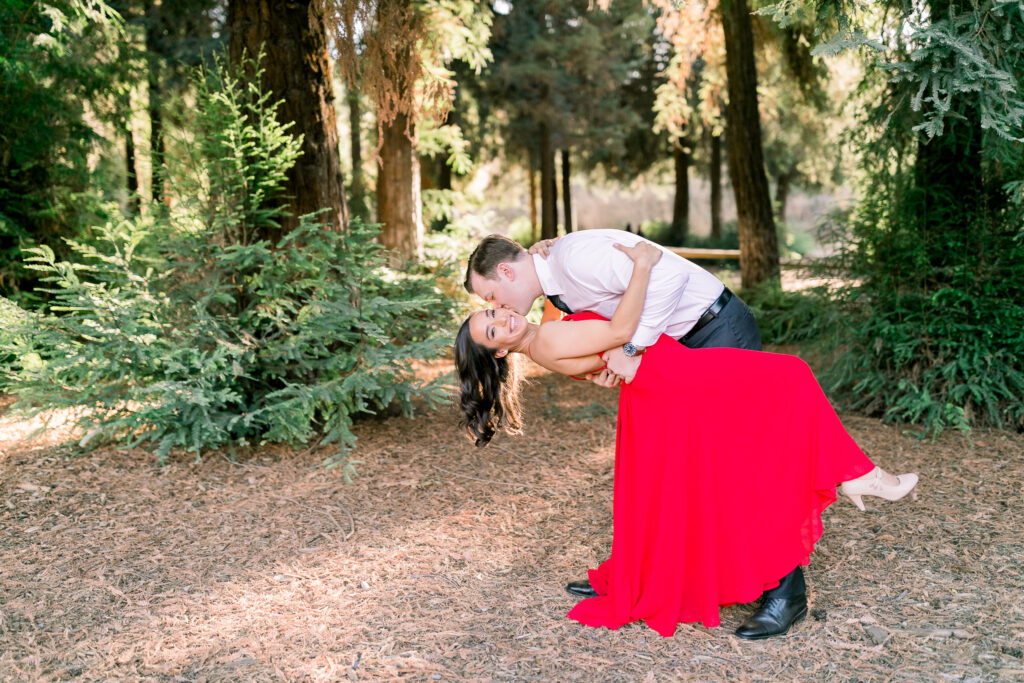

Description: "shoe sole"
734 606 808 641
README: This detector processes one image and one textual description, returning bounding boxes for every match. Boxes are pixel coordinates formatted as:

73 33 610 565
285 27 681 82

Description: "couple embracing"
454 229 919 639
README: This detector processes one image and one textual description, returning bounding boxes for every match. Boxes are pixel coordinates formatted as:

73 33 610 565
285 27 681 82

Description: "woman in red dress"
454 241 919 638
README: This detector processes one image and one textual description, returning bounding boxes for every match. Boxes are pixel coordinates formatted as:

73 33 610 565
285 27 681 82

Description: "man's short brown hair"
464 235 526 293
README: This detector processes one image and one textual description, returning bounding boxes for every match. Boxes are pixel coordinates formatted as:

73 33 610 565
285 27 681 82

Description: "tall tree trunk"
539 121 557 240
528 153 538 242
775 170 791 224
125 118 140 214
913 0 982 236
117 37 140 215
561 149 573 232
347 88 369 221
710 132 723 241
376 112 423 261
439 84 458 193
671 138 690 245
910 0 985 283
438 155 452 191
145 8 164 207
720 0 779 288
228 0 348 241
550 145 559 234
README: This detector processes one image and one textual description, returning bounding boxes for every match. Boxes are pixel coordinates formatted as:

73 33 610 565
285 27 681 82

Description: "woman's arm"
530 242 663 371
604 242 662 346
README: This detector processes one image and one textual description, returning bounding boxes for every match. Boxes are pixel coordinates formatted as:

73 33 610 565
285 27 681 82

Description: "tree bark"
710 132 722 241
671 138 690 245
439 154 452 191
439 86 457 193
775 170 791 224
376 112 423 261
228 0 347 240
561 148 573 232
125 119 140 214
720 0 779 288
528 154 538 242
346 88 369 221
348 91 362 179
145 5 164 206
539 121 557 240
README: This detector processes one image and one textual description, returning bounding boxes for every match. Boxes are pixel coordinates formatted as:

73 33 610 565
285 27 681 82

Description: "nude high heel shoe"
840 467 919 511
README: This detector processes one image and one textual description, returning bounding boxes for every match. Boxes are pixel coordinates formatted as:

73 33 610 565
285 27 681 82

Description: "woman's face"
469 308 527 353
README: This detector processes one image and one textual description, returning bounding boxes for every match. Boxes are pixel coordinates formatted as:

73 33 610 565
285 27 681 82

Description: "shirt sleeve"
619 257 688 347
568 240 689 348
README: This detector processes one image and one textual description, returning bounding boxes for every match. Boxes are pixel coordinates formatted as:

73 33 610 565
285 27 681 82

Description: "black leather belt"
680 288 733 341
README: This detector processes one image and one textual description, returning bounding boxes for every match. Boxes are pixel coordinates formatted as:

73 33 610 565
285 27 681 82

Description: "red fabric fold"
562 312 873 636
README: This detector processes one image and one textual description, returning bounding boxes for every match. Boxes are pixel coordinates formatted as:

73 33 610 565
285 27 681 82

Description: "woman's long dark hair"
454 316 523 446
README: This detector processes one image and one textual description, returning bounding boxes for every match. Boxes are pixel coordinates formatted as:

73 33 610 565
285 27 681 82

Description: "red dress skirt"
563 313 874 637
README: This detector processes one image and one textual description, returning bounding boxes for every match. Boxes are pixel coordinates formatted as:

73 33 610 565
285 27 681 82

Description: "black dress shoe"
565 579 599 599
734 594 808 640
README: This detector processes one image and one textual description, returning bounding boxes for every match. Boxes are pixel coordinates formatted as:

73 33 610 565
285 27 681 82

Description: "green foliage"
744 282 841 346
820 189 1024 437
0 0 124 301
506 216 539 249
754 0 1024 437
2 56 457 465
485 0 661 174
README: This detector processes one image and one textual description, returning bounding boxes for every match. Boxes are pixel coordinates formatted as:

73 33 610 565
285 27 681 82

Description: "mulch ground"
1 358 1023 682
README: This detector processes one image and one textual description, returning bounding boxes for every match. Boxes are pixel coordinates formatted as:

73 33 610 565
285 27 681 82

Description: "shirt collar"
531 252 563 297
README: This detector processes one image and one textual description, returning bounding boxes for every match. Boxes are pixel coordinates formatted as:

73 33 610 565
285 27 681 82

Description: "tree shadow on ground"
1 369 1022 681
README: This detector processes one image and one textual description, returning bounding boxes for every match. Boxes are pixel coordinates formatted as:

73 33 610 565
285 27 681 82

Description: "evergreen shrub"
820 193 1024 437
1 55 458 467
757 0 1024 438
744 283 840 346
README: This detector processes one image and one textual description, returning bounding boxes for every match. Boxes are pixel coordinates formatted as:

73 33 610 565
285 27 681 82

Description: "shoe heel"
845 492 866 512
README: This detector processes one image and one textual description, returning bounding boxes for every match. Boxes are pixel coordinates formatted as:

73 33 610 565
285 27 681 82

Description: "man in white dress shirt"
464 230 809 640
464 230 761 367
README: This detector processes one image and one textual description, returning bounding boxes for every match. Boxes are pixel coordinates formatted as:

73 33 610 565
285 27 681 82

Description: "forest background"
0 0 1022 467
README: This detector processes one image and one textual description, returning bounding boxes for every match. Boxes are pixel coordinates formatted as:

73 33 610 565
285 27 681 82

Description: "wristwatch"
623 342 640 357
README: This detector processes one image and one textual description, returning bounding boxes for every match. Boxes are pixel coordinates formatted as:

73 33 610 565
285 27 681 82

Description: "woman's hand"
614 240 663 269
528 237 560 258
585 367 623 388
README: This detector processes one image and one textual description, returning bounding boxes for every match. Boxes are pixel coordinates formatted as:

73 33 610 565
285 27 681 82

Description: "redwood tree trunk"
376 112 423 261
125 119 139 214
145 9 164 206
228 0 347 239
540 121 557 240
561 148 573 232
528 154 538 242
720 0 779 287
710 133 722 241
671 139 690 245
775 170 791 224
347 88 369 221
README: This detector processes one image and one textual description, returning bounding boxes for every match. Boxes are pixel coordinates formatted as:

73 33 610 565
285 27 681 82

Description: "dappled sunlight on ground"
2 368 1023 680
0 397 85 465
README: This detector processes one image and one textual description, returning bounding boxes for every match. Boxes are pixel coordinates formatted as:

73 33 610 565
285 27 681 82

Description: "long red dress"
562 313 874 637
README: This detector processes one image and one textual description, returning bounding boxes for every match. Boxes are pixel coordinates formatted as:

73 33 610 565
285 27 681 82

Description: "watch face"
623 342 637 357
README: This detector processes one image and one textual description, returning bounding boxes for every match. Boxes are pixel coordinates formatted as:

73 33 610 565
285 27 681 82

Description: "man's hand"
584 367 622 388
527 237 560 258
603 346 643 384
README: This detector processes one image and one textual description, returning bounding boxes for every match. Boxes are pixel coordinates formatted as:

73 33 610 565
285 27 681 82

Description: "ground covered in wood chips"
1 359 1023 682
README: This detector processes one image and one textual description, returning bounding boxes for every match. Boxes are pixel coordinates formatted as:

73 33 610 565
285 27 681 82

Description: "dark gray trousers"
678 291 762 351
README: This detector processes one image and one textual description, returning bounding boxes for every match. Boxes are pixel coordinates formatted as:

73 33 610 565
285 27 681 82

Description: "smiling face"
468 264 537 315
468 308 528 356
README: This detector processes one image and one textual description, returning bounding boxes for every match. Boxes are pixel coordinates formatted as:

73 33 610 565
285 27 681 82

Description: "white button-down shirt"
533 229 725 347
